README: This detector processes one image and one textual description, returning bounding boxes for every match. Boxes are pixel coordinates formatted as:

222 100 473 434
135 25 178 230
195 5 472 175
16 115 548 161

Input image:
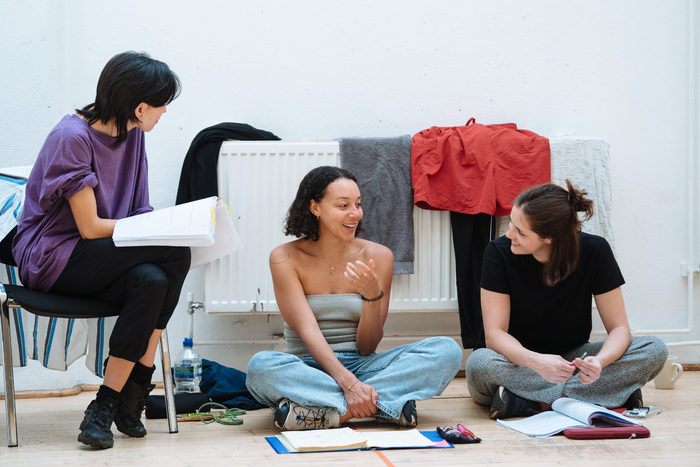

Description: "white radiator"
204 141 457 314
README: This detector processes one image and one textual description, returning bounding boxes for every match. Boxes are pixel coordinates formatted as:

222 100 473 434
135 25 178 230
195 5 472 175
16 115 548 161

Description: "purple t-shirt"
12 114 153 292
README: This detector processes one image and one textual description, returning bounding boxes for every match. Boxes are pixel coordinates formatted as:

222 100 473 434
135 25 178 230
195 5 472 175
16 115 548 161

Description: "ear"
544 237 553 245
134 103 147 121
309 199 320 218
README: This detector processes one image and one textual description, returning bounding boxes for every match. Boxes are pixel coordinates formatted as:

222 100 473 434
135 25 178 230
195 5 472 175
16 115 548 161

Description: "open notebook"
497 397 642 438
267 428 452 453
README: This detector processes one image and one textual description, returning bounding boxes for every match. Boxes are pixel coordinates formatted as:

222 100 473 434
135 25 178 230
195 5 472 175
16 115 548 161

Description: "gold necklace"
323 258 337 276
321 249 347 276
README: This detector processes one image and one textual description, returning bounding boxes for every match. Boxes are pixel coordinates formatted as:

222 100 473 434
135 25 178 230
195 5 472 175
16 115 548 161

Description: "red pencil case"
563 426 650 439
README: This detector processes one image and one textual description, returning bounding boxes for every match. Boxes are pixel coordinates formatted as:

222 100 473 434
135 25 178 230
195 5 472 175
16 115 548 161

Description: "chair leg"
0 286 18 447
159 329 178 434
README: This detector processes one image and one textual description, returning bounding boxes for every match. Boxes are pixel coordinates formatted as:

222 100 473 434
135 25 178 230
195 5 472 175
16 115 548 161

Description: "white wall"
1 0 698 390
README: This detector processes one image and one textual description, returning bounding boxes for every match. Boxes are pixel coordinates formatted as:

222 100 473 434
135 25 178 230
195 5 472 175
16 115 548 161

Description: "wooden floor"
1 373 699 467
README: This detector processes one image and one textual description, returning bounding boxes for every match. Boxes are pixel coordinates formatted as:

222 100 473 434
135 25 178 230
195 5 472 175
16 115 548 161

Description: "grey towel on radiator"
549 137 616 252
338 136 415 274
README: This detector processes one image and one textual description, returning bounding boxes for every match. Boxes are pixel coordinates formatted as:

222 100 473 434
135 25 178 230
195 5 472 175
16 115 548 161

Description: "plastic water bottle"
173 337 202 394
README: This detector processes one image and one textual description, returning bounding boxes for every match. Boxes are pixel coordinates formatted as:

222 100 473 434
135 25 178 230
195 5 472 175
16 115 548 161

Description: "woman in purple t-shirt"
12 52 190 449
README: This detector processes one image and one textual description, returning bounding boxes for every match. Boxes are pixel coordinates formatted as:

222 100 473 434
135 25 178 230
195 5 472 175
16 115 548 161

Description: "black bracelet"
361 290 384 302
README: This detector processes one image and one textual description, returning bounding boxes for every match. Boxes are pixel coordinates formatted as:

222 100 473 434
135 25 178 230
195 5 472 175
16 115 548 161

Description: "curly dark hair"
284 166 363 241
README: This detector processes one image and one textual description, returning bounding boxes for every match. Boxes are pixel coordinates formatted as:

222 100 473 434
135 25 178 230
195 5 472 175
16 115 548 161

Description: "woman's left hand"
574 355 602 384
344 259 380 299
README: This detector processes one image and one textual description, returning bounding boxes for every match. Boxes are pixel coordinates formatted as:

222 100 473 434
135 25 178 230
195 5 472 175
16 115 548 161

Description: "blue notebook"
266 429 452 454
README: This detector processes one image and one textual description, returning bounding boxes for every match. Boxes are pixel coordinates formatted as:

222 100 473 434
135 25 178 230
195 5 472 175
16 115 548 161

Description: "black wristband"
361 290 384 302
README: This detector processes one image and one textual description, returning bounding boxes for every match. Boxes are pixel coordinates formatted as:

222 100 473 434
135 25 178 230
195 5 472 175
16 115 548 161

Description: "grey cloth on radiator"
338 135 414 274
550 137 616 251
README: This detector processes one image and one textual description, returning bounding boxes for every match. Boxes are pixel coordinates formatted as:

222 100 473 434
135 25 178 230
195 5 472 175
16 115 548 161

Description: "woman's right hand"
343 380 378 419
532 354 576 384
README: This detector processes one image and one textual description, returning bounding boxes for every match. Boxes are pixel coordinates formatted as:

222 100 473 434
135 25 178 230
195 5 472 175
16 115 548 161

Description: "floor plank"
1 373 699 466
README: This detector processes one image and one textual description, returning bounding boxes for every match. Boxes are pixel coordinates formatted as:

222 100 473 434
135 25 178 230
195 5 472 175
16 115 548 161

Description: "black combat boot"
78 397 118 449
114 378 156 437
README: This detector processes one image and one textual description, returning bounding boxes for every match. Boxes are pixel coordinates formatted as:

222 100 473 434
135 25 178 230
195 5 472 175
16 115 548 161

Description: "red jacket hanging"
411 118 551 216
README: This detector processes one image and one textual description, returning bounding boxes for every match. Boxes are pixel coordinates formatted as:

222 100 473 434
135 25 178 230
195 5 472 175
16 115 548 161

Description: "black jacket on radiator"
175 122 280 205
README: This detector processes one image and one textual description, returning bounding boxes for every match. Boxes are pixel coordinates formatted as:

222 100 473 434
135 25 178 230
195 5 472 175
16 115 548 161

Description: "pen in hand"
572 351 587 376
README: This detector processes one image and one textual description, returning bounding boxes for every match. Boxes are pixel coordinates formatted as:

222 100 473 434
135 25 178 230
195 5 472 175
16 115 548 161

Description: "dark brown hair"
513 179 594 286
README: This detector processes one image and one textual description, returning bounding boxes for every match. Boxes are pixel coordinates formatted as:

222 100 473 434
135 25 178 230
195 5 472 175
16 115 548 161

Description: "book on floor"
275 427 438 452
497 397 642 438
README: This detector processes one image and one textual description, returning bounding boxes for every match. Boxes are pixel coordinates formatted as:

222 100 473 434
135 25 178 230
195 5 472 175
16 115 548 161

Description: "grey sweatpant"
466 336 667 408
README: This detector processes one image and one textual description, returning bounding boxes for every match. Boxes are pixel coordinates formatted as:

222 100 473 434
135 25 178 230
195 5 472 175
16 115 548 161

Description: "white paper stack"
113 196 218 247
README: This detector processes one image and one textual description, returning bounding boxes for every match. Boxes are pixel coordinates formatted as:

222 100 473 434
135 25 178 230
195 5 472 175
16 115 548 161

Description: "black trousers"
50 238 191 362
450 212 493 349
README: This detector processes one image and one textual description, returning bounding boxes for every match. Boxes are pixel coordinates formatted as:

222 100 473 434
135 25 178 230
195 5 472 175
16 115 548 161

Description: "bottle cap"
183 337 193 347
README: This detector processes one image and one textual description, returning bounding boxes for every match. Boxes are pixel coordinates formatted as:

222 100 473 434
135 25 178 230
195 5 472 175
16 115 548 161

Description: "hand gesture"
344 259 380 299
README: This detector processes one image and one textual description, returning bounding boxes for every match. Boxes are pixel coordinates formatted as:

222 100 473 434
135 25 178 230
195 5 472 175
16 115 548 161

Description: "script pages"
278 427 437 452
112 196 241 269
113 196 218 247
497 397 642 437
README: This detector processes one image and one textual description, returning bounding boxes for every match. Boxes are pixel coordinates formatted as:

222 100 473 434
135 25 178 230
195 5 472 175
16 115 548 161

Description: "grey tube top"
283 293 363 356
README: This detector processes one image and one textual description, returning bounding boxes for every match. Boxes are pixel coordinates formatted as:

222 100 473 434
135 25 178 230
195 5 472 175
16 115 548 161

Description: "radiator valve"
186 292 204 315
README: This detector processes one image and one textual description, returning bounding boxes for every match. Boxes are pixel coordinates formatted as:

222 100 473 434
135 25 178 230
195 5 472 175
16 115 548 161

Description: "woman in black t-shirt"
466 180 667 419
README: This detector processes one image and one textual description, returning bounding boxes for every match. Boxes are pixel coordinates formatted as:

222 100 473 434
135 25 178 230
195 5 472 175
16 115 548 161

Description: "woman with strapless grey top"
245 166 462 430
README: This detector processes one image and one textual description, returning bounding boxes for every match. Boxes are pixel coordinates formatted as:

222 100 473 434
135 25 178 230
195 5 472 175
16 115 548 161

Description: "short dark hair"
76 51 181 143
284 166 363 241
513 179 594 286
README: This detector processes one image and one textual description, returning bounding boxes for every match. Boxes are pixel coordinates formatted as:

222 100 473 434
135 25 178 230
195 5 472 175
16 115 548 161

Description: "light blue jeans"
246 336 462 421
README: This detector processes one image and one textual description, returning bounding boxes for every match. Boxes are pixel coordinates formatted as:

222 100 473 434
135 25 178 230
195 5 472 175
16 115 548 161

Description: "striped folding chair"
0 227 178 447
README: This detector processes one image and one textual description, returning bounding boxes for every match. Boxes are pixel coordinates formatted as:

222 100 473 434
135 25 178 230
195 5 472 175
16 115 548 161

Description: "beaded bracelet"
361 290 384 302
347 380 360 391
